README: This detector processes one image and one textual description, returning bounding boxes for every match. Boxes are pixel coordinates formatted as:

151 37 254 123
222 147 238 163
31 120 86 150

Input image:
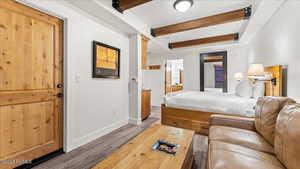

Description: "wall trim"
67 119 129 152
151 103 161 107
129 118 142 125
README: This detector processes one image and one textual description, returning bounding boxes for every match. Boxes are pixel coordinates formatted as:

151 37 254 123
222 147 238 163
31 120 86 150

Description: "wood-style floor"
33 106 208 169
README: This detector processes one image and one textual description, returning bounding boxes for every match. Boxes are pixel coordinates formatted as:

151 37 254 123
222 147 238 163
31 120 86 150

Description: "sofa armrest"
210 114 256 131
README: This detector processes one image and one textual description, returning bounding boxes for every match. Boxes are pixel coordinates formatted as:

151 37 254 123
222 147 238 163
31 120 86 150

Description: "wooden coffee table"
92 124 195 169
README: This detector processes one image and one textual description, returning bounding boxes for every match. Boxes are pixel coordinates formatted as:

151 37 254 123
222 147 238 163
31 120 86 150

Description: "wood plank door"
0 1 63 168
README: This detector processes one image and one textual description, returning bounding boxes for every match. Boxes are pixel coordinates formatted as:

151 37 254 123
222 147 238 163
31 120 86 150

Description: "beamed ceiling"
68 0 284 54
113 0 252 50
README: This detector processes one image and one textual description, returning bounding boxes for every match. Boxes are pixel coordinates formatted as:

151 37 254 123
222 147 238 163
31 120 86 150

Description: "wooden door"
141 90 151 120
0 1 63 168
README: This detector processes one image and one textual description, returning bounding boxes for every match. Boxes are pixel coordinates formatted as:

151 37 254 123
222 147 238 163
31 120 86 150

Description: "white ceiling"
130 0 251 28
130 0 252 52
67 0 284 55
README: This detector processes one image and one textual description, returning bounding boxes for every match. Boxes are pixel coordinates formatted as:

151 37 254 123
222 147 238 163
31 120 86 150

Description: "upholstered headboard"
264 65 283 96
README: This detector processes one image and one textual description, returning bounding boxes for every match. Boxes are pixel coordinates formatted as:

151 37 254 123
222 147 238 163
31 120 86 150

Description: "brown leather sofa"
207 97 300 169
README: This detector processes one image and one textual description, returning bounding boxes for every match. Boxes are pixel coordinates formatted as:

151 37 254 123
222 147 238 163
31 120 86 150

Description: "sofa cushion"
209 126 274 154
275 104 300 169
208 141 284 169
210 114 256 131
255 97 295 145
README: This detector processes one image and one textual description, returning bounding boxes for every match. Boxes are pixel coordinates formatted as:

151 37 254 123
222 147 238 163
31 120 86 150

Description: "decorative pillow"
252 81 265 99
255 97 296 145
235 80 253 98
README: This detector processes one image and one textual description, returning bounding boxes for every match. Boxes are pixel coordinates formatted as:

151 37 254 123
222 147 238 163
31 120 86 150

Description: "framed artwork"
93 41 120 78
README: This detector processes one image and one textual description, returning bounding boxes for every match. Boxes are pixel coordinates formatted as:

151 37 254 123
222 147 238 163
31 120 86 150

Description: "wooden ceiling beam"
113 0 153 13
169 33 239 49
151 6 251 37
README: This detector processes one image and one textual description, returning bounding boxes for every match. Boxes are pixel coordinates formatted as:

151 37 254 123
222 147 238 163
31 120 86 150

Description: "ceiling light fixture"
174 0 193 13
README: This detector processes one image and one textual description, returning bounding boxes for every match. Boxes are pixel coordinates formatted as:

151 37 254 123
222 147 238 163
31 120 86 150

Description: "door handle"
55 93 64 98
57 84 63 88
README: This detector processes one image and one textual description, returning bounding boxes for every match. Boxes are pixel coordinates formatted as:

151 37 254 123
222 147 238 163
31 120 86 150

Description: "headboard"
264 65 283 96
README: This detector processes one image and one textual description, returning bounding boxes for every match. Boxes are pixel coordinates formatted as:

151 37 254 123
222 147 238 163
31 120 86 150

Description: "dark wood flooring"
33 106 208 169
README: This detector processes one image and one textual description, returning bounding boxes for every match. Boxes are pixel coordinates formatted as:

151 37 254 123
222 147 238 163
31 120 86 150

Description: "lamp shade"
248 64 265 76
264 72 273 80
234 72 244 81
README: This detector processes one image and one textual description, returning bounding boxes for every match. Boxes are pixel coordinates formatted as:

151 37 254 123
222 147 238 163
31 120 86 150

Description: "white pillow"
252 81 265 99
235 80 253 98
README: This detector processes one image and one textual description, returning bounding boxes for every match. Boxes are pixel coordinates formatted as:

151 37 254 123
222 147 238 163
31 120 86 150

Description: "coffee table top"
92 124 195 169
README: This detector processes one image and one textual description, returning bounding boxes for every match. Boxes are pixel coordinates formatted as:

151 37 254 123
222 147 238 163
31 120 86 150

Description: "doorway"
165 59 184 94
0 1 64 168
200 51 228 92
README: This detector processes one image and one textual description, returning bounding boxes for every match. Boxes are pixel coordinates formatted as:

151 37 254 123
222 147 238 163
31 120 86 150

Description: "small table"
92 124 195 169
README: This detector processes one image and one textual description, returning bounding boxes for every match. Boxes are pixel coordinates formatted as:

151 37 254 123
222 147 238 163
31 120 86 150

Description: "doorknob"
55 93 64 98
57 84 63 88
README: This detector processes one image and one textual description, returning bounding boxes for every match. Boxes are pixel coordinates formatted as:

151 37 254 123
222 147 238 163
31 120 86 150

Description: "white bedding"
164 91 257 117
205 88 223 92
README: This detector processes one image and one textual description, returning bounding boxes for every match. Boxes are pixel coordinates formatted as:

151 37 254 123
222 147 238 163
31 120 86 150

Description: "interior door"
0 1 63 168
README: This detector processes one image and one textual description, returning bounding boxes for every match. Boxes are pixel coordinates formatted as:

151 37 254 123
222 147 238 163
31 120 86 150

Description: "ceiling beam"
113 0 153 13
169 33 239 49
151 6 251 37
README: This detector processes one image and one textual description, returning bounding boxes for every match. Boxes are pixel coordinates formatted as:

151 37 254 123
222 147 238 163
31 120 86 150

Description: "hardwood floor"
150 106 161 124
32 107 208 169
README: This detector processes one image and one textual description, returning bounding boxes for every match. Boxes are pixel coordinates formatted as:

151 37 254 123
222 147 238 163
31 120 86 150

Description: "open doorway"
200 51 228 93
165 59 184 94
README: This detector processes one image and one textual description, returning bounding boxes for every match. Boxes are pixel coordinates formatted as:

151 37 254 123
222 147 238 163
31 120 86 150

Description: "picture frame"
92 41 120 79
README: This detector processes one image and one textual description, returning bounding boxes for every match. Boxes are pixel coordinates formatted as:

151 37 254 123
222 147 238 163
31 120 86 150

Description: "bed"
164 91 257 117
161 65 283 135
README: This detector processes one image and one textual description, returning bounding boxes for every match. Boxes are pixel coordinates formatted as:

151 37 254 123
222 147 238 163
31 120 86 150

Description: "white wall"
181 45 249 93
247 0 300 102
23 0 130 152
143 53 203 106
145 45 249 106
182 53 201 91
226 45 249 92
143 55 165 106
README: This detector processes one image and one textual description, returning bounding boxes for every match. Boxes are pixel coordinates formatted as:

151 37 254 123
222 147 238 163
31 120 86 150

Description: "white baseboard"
129 118 142 125
66 119 129 152
151 104 161 107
